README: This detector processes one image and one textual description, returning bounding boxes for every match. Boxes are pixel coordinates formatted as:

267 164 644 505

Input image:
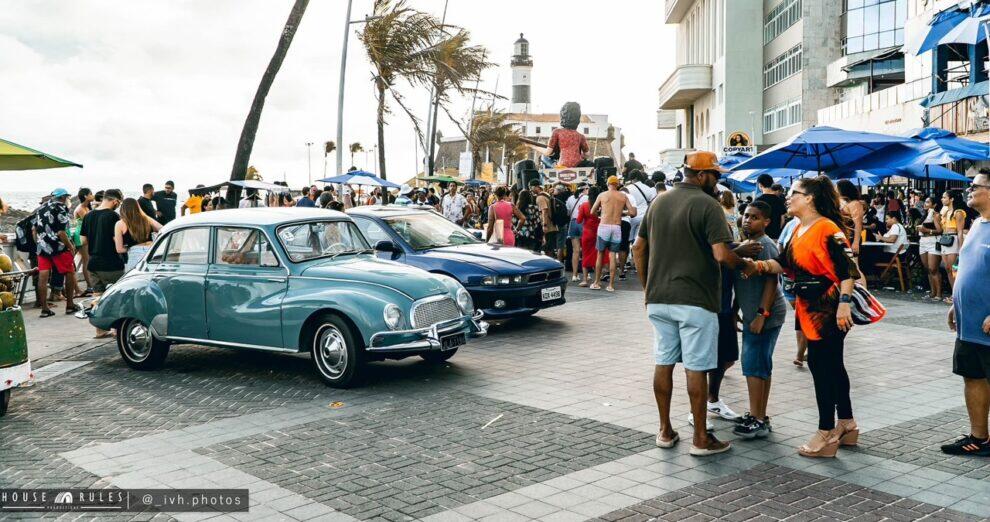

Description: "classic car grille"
527 270 563 284
412 297 461 328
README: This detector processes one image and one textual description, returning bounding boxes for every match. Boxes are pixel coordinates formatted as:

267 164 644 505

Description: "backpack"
550 196 569 228
14 214 36 254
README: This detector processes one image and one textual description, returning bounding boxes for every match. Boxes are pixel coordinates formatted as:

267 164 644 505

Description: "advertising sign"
723 131 757 156
540 167 596 185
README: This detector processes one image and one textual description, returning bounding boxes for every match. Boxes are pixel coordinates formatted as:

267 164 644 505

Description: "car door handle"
266 277 287 283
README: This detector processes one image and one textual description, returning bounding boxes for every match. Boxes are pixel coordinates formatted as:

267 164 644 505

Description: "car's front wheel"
420 348 458 363
311 315 362 388
117 318 170 370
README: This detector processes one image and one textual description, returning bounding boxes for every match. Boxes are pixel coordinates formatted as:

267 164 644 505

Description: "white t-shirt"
442 193 467 222
566 194 587 219
623 182 656 223
883 222 907 254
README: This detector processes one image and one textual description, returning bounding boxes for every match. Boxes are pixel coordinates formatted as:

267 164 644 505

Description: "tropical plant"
228 0 309 204
466 111 526 178
349 142 363 166
425 28 493 176
359 0 438 180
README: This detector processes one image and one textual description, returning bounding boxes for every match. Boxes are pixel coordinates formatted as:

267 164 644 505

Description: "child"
733 201 788 439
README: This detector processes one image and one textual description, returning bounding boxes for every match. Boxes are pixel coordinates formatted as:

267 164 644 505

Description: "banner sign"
540 167 596 185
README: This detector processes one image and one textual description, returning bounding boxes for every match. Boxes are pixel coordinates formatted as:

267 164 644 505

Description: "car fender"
88 275 168 334
281 277 417 348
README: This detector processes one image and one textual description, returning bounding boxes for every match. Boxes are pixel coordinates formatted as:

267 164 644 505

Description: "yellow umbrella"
0 137 82 171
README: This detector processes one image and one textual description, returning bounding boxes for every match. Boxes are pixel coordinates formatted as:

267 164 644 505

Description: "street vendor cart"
0 305 30 417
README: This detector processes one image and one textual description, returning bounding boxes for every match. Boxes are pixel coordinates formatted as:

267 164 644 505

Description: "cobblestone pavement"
1 280 988 520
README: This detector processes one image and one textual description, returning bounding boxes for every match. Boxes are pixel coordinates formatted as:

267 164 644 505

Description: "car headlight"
456 288 474 315
481 275 524 286
383 304 403 330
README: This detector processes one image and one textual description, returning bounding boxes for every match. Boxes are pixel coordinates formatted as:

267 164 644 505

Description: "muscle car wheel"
117 318 170 370
311 315 361 388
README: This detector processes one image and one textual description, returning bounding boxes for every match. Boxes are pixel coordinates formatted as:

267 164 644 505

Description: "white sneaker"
687 413 714 431
707 400 743 422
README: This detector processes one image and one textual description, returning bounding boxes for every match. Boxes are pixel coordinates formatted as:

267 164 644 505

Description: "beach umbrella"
318 170 400 189
718 152 753 169
900 127 988 164
463 179 490 188
844 164 972 183
0 137 83 171
732 126 910 173
417 175 464 185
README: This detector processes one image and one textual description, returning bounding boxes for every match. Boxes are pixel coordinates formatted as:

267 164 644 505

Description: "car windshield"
383 212 479 250
276 220 371 262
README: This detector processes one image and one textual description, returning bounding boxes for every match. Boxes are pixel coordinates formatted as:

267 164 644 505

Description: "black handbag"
783 274 833 300
938 234 955 247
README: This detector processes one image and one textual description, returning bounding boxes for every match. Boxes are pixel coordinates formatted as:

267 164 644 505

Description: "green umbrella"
417 175 463 185
0 137 83 171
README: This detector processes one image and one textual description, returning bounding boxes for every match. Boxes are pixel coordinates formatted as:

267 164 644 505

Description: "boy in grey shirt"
733 201 787 439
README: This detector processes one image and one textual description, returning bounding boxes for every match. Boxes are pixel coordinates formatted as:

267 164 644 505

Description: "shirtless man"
591 175 637 291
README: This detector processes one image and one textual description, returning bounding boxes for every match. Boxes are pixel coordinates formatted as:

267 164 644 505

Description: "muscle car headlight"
383 304 404 330
481 275 522 286
456 288 474 315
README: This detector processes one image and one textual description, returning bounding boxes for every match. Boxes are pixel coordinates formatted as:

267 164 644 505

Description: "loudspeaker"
513 159 539 188
522 170 542 188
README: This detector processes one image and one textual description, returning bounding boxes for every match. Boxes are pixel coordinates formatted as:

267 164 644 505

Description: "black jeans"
807 331 852 430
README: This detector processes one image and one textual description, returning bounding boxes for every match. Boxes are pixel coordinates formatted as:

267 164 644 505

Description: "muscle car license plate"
541 286 562 301
440 333 466 351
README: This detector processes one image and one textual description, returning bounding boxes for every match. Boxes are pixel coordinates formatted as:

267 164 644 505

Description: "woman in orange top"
744 176 860 458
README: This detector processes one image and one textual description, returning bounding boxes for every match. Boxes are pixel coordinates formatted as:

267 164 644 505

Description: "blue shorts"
741 325 782 379
596 224 622 252
567 219 583 239
647 303 718 371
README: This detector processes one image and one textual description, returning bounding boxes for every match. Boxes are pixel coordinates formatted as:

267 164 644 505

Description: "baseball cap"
606 175 620 186
51 188 70 198
682 151 729 173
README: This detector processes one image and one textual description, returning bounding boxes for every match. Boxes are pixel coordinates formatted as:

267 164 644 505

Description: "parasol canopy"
318 170 400 189
0 137 83 171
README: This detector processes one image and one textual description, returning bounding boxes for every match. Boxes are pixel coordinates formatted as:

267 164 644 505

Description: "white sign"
458 151 473 177
540 167 596 185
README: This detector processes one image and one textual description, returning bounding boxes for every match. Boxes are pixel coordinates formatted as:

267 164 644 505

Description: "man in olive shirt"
632 151 747 457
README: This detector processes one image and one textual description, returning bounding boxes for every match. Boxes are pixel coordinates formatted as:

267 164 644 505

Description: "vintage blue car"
89 208 487 387
347 207 567 320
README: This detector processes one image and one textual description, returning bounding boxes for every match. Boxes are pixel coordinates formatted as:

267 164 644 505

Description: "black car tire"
420 348 458 363
117 318 170 370
0 389 10 417
311 314 363 388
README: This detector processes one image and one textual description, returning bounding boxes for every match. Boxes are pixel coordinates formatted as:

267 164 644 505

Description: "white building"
510 34 533 114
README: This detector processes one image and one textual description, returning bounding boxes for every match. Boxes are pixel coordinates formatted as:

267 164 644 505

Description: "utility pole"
425 0 450 176
306 141 313 184
335 2 381 176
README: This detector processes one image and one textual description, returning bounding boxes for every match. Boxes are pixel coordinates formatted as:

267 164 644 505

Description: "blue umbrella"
317 170 400 189
732 126 910 173
463 179 490 188
845 164 972 183
909 3 990 55
719 152 753 169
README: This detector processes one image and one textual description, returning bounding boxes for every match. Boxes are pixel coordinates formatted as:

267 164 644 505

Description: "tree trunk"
376 82 388 180
228 0 309 206
427 91 441 176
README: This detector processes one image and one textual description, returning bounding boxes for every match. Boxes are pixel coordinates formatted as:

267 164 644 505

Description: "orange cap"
607 175 620 186
683 151 729 173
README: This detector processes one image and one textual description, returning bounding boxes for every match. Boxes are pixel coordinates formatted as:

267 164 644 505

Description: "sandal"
655 430 679 448
578 280 588 287
605 286 615 292
65 304 82 315
589 283 601 290
39 309 56 318
944 297 954 304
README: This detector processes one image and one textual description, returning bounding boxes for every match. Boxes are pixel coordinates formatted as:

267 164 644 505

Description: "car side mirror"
374 240 400 259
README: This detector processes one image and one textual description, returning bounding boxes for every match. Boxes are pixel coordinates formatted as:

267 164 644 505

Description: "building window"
842 0 906 55
763 99 802 134
534 126 541 134
583 127 590 134
764 0 802 44
764 44 803 89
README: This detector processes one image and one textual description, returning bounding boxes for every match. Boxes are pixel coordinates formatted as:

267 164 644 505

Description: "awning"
188 180 288 196
920 80 988 107
907 1 990 55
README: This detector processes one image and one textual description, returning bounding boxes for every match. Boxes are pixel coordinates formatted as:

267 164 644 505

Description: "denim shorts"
741 325 782 379
567 219 583 239
647 303 718 371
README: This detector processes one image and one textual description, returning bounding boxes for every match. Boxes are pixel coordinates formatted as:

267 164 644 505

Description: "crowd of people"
630 150 990 459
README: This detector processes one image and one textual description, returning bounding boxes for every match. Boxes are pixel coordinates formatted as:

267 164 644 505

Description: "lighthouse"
510 33 532 114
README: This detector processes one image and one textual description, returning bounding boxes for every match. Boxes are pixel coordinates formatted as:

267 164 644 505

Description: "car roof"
163 208 348 231
346 205 427 218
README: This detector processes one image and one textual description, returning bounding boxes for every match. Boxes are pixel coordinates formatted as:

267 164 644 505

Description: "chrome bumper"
367 311 488 352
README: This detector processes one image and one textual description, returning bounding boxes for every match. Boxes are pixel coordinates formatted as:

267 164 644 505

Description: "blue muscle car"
347 207 567 320
89 208 487 387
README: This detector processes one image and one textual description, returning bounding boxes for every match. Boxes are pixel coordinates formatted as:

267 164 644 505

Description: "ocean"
1 190 143 212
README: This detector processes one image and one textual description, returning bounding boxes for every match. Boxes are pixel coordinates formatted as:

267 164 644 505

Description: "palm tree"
359 0 438 180
349 142 364 168
228 0 310 204
467 111 526 179
425 28 492 176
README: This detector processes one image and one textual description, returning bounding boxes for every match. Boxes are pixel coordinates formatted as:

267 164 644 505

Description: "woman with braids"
742 176 861 458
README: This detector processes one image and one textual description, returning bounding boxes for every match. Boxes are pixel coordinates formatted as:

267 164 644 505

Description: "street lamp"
306 142 313 184
336 0 382 177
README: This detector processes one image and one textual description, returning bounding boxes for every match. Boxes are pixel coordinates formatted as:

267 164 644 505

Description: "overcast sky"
0 0 676 195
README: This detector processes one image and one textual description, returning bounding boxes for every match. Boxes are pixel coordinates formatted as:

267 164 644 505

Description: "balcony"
665 0 693 24
657 110 678 129
658 64 712 110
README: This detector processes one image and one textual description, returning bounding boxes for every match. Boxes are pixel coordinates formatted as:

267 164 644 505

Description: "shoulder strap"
632 183 653 204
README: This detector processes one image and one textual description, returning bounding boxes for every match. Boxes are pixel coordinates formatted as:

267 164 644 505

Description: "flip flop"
605 286 615 292
589 284 601 290
656 431 679 448
39 310 55 318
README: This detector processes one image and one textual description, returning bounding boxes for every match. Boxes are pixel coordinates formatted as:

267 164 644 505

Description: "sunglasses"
788 189 808 196
965 183 990 193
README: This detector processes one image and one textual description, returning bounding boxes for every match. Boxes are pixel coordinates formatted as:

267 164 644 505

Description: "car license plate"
541 286 562 302
440 333 466 351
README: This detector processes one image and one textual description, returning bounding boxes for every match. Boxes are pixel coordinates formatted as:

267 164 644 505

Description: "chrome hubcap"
126 321 151 359
316 326 347 378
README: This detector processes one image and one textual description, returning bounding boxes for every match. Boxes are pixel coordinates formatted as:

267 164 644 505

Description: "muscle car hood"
420 243 562 273
301 256 448 299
